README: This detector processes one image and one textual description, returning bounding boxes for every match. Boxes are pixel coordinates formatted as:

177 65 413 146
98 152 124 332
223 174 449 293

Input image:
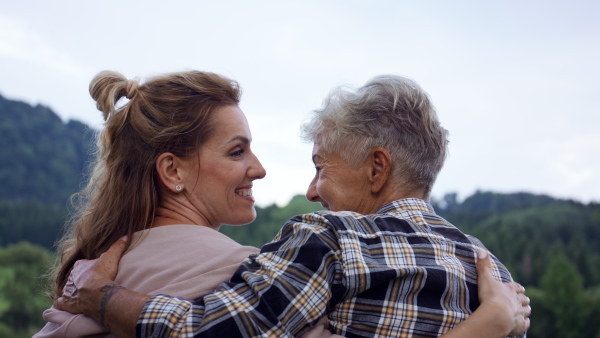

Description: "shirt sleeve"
136 213 346 337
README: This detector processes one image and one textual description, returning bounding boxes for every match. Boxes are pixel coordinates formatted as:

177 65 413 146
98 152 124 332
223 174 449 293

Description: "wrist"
78 277 115 322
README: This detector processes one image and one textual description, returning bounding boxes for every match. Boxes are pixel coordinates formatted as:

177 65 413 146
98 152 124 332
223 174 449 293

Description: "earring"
175 185 183 192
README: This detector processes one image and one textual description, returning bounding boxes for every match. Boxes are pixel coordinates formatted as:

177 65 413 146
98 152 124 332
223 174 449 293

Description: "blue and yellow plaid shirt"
137 198 521 337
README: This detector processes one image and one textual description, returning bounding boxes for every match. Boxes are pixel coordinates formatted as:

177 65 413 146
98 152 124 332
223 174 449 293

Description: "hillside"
0 94 94 203
0 94 94 248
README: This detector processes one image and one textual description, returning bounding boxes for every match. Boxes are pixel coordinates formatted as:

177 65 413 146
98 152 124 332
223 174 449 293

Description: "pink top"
34 224 258 338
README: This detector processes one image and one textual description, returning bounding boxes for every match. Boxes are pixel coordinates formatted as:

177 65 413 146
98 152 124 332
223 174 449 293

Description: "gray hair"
300 75 449 197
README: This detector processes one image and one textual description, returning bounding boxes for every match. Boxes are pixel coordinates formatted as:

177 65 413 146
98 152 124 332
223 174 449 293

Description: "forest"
1 94 599 337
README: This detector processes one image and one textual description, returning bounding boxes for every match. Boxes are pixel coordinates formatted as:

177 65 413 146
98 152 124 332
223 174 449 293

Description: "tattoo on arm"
99 283 125 330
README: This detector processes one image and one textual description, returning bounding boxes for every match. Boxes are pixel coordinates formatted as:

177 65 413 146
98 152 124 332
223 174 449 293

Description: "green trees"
0 94 93 251
433 191 600 336
0 242 53 337
220 194 323 248
0 95 94 204
541 254 585 337
526 254 600 338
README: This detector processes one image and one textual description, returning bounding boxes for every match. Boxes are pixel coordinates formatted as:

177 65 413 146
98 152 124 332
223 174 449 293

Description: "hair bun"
125 79 139 99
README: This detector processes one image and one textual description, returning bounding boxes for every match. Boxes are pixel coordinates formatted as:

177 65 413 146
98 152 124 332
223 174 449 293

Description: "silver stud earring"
175 185 183 192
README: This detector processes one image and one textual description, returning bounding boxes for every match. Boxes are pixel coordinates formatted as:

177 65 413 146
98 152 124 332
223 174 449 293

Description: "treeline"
0 94 94 250
433 192 600 338
220 194 322 247
1 94 599 336
0 94 94 204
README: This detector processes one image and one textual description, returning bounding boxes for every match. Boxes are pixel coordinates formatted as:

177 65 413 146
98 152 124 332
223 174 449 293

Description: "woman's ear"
155 152 185 193
369 147 392 194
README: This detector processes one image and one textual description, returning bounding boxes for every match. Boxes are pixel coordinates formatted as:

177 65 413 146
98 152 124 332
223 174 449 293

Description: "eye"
230 148 245 158
315 166 322 173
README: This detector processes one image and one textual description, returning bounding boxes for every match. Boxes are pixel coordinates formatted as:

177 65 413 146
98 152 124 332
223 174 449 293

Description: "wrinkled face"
305 142 372 214
184 105 266 229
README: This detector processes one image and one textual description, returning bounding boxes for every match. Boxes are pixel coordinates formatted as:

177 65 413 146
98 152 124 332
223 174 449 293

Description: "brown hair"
52 70 241 296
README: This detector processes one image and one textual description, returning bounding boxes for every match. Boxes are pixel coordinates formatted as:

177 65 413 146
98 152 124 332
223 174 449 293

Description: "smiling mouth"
235 189 253 197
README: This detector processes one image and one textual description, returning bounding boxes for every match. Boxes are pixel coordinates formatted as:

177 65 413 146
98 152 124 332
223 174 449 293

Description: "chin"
230 212 257 226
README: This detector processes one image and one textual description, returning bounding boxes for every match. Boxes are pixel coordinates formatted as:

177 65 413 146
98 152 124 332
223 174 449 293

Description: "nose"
305 175 319 202
250 153 267 180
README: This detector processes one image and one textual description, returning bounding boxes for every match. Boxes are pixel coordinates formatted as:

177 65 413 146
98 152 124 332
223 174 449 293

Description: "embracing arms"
54 238 147 338
55 237 530 338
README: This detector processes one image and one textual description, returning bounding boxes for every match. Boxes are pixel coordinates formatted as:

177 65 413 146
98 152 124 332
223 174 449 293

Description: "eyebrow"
226 135 250 145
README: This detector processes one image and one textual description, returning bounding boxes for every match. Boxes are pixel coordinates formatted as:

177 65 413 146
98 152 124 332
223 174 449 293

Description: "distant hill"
0 94 95 203
0 94 95 248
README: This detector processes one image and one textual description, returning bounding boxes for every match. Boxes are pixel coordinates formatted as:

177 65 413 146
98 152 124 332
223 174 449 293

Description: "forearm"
80 281 150 338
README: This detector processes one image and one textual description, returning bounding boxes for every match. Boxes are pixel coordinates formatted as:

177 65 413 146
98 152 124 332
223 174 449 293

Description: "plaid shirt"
137 198 522 337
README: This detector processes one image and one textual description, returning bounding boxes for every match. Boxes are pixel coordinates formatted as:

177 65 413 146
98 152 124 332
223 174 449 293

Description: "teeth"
236 189 252 197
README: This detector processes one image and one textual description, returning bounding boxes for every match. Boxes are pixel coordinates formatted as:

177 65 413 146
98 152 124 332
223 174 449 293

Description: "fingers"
53 296 83 314
475 248 494 280
101 236 128 262
510 304 531 336
476 248 532 336
53 296 65 311
512 285 531 335
514 283 525 294
522 294 530 306
507 282 525 294
509 283 529 307
63 276 76 297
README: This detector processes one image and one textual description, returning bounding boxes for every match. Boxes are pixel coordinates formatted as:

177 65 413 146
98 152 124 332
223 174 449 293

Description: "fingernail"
120 235 128 242
477 248 488 260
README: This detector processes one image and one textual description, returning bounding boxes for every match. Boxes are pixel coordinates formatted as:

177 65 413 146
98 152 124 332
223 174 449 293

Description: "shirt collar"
375 198 435 215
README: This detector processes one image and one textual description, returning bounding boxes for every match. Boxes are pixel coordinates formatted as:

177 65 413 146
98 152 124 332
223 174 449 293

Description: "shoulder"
116 225 258 295
269 210 418 253
127 224 258 255
466 234 514 283
275 210 375 241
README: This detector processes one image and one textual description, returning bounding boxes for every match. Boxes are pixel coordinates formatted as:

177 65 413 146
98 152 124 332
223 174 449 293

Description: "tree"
0 242 53 332
540 253 586 338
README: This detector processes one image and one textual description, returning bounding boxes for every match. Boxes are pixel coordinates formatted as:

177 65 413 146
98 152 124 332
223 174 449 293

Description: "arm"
438 249 530 338
56 217 344 337
54 238 149 338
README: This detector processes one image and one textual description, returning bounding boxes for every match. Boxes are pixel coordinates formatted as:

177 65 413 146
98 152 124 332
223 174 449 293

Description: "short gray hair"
300 75 448 197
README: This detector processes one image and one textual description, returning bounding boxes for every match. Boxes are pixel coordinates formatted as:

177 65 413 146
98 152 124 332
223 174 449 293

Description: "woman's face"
305 142 373 214
183 105 266 229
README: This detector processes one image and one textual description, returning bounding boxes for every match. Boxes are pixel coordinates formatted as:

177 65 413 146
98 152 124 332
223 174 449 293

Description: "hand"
476 249 531 336
54 237 128 319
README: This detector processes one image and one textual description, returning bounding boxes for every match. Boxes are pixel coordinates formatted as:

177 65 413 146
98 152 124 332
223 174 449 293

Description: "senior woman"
53 74 530 337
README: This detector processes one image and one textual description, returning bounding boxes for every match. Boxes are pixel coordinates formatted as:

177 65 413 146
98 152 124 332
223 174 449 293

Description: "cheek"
317 177 336 199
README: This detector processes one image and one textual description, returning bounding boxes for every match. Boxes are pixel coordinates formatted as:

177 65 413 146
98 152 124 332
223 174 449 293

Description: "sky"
1 0 598 207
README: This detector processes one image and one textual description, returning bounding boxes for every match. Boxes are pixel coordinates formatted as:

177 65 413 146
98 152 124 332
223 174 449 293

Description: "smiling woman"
34 69 268 337
154 105 266 231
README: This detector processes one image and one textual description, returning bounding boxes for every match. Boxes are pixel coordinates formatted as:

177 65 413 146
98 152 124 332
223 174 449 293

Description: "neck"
382 185 428 205
152 205 217 230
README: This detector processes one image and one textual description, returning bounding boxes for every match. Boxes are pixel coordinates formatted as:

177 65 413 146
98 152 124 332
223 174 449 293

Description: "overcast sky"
1 0 598 207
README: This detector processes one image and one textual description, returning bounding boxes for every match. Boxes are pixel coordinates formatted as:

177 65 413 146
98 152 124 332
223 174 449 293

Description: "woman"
37 70 528 337
36 70 265 337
